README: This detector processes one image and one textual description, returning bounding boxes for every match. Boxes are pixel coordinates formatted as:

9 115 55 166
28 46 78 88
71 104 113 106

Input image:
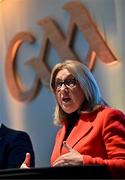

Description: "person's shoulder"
99 106 125 126
100 106 125 116
2 124 26 133
1 124 30 139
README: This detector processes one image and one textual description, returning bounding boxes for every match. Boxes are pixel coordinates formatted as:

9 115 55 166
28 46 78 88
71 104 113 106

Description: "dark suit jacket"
0 124 35 169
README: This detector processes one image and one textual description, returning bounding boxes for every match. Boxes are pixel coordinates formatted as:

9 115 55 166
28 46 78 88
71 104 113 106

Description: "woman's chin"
62 107 77 114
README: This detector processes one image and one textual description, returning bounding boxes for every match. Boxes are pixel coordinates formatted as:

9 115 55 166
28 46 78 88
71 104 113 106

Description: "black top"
64 111 80 140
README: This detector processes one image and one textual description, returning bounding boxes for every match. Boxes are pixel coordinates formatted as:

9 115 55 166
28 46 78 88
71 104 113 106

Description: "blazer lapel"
54 124 67 156
66 115 93 148
59 107 104 155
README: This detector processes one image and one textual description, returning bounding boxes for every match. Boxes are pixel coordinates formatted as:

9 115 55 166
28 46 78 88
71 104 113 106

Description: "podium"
0 166 111 179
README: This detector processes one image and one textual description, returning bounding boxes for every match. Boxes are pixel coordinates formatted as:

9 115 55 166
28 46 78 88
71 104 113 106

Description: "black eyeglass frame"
54 77 77 91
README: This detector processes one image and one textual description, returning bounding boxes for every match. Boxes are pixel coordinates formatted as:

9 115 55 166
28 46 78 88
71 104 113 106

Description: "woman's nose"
60 83 68 91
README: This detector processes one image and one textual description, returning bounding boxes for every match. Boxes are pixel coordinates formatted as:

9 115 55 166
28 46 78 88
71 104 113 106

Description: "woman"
50 60 125 178
22 60 125 178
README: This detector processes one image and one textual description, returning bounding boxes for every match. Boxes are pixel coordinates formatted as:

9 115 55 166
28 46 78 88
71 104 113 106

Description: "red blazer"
51 106 125 178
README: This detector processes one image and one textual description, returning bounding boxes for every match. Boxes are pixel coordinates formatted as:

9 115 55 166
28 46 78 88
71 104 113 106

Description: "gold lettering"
5 1 117 102
64 1 117 64
5 32 41 102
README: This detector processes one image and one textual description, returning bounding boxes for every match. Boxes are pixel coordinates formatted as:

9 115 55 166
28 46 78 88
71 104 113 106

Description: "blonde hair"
50 60 107 125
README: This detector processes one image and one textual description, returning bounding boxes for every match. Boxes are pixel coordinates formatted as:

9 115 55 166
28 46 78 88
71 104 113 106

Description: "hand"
53 141 83 167
20 152 31 169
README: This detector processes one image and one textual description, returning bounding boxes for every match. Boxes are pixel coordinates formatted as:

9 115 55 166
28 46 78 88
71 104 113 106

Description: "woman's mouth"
62 97 71 103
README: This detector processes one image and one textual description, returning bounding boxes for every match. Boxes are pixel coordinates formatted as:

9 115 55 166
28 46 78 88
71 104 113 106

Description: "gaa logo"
5 1 117 102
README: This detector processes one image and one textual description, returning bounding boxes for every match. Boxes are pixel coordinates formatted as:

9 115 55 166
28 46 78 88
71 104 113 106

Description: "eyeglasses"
55 77 77 91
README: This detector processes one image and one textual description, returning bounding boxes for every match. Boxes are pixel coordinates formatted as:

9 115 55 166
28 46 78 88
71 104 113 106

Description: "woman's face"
55 68 85 114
